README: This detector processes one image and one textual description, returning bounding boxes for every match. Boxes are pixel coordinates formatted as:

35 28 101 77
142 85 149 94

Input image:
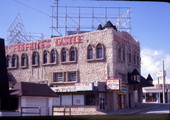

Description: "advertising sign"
51 86 76 92
106 78 120 90
156 71 166 77
75 83 93 91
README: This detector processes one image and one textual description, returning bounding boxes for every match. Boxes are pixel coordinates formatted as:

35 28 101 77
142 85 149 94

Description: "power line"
14 0 50 17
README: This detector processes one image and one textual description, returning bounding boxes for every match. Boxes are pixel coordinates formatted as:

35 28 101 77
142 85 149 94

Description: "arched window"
6 55 11 68
21 53 28 67
50 49 56 63
96 44 103 58
61 48 67 62
32 51 39 65
128 53 132 63
87 45 93 59
12 54 18 68
118 47 121 60
43 50 48 64
122 47 125 61
133 53 136 65
69 47 76 61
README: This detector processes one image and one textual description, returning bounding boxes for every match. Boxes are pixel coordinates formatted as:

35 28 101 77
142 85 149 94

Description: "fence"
21 107 49 116
52 106 97 116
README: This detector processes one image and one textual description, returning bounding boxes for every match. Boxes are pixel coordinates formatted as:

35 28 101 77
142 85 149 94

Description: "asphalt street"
139 103 170 114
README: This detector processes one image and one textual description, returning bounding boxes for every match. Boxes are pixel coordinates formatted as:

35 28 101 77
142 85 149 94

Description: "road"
139 103 170 114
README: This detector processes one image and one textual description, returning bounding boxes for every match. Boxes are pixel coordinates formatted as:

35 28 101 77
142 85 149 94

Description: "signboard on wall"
106 79 120 90
75 83 93 91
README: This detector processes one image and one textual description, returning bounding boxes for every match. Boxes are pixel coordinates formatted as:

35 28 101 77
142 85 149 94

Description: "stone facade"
6 27 141 112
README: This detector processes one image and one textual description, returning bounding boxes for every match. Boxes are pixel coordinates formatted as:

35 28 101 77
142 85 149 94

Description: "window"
54 72 64 82
85 93 96 105
118 47 121 60
96 44 103 58
128 53 132 63
69 47 76 61
134 75 140 82
21 53 28 67
61 48 67 62
32 51 39 65
50 49 56 63
87 45 93 59
68 72 77 81
12 54 18 68
6 55 11 68
122 47 125 61
43 50 48 64
133 54 136 65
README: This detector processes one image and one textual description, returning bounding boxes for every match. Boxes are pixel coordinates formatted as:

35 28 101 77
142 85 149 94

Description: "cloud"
141 48 170 80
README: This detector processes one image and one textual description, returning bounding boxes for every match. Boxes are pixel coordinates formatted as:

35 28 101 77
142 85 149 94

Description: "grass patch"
0 114 169 120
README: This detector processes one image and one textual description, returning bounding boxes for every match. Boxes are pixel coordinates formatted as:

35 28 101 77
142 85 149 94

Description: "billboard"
106 78 120 90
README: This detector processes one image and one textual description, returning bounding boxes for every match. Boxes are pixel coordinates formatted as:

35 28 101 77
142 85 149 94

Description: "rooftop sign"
5 34 83 53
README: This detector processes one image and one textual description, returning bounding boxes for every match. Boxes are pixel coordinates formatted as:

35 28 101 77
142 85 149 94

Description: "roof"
103 20 117 31
147 74 153 81
140 75 154 87
131 69 140 75
97 24 103 30
10 82 58 97
128 71 154 87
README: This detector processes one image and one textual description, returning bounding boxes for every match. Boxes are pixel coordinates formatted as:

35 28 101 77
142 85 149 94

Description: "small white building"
10 82 59 116
143 79 170 103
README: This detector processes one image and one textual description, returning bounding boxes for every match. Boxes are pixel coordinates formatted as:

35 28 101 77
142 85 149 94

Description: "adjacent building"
6 21 152 114
143 78 170 103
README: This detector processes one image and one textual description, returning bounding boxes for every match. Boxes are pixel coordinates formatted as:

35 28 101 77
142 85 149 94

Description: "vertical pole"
162 60 166 103
56 0 58 29
65 6 67 35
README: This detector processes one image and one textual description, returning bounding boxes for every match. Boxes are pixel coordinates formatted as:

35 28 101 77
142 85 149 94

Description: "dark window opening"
70 47 76 61
54 72 63 82
32 52 39 65
43 51 48 64
96 44 103 58
128 53 131 63
61 48 67 62
87 45 93 59
50 49 56 63
118 48 121 60
85 93 96 105
68 72 77 81
12 55 18 67
21 54 27 67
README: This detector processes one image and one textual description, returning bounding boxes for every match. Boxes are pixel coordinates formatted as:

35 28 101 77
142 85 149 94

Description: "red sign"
5 34 83 53
55 35 83 46
106 78 120 90
114 34 140 51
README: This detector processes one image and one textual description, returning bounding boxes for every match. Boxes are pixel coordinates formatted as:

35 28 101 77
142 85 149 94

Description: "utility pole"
162 60 166 103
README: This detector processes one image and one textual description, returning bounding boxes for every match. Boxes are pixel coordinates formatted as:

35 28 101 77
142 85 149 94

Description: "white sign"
157 71 166 77
106 79 120 90
75 83 93 91
51 86 76 92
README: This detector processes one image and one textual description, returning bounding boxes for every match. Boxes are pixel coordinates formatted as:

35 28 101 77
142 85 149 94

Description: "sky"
0 0 170 80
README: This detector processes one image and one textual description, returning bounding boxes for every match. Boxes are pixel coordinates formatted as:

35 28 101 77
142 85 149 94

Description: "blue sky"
0 0 170 80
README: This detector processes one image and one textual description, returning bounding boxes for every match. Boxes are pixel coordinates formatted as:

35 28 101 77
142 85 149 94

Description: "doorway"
129 93 132 108
99 93 105 110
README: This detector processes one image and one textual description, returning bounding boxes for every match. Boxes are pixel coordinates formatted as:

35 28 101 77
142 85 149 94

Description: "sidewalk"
105 103 161 114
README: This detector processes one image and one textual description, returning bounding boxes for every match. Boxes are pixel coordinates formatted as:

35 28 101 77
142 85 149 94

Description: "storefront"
143 84 170 103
